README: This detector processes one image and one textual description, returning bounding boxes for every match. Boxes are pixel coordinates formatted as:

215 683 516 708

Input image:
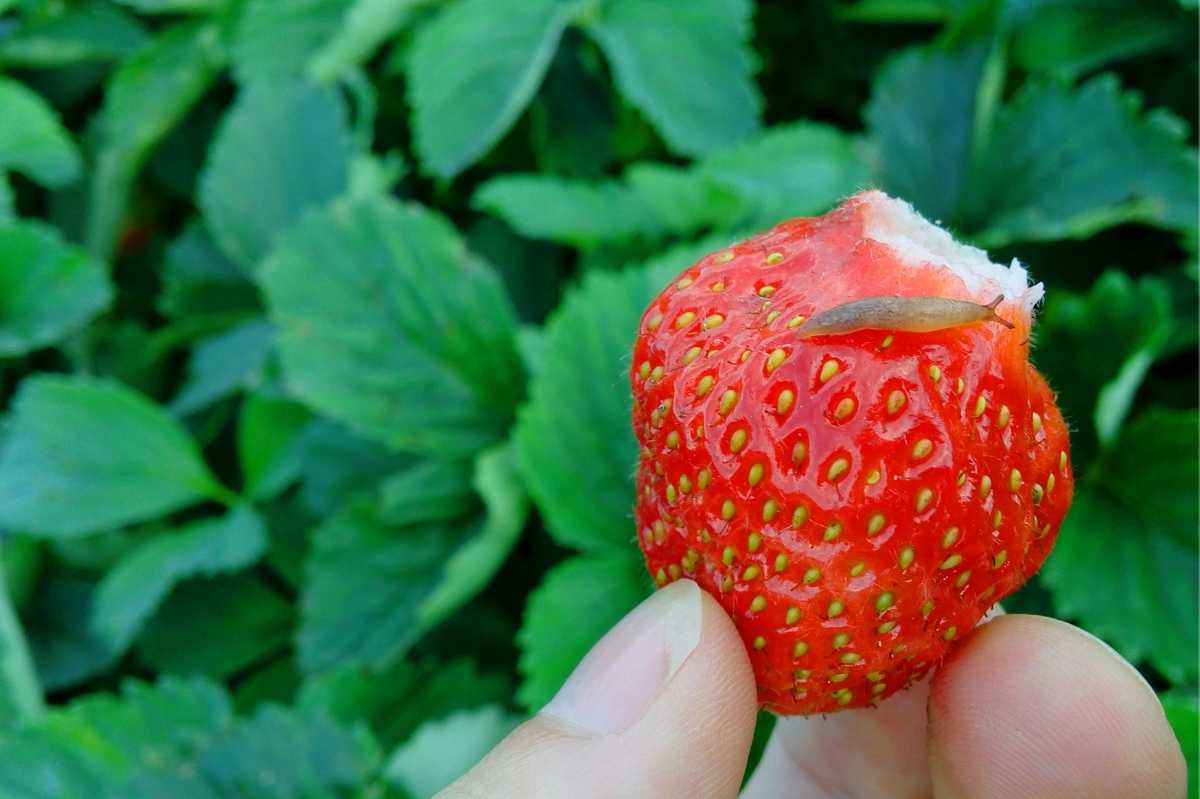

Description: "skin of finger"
740 606 1007 799
438 589 758 799
928 614 1187 799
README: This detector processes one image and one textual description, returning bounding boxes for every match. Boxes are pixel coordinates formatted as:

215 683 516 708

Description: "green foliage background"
0 0 1196 794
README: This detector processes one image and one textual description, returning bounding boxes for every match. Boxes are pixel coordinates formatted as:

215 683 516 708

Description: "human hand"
439 580 1186 798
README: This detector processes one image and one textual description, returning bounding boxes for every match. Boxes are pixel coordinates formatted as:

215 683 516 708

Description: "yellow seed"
679 475 692 494
665 431 680 449
1009 469 1023 491
993 509 1003 529
980 586 995 600
698 469 711 490
647 313 663 330
677 277 693 289
747 463 764 487
762 499 779 522
775 389 795 414
915 487 934 513
655 568 667 585
668 564 681 579
998 404 1011 428
714 250 735 263
943 626 958 641
793 640 809 658
928 364 942 382
746 532 762 553
828 457 850 481
942 527 959 549
1047 473 1056 493
1059 450 1067 471
675 311 696 329
775 553 790 572
980 475 992 498
827 599 845 618
867 513 886 536
835 689 853 705
719 389 738 416
955 570 971 588
940 553 963 570
639 361 650 379
921 600 934 617
750 595 767 613
711 281 725 292
824 522 843 542
721 500 736 520
877 620 897 634
832 632 850 649
849 561 866 577
753 635 766 650
729 428 747 452
743 565 761 581
866 670 884 682
792 441 807 463
957 470 967 487
834 397 856 419
819 359 840 383
802 567 821 584
765 251 784 265
911 438 933 460
722 546 736 565
791 505 809 527
973 395 987 417
665 484 676 503
887 390 906 415
766 348 787 373
880 335 894 349
682 346 702 365
653 520 666 544
871 682 887 695
866 468 881 485
876 592 895 612
993 549 1008 569
1032 483 1044 504
898 547 915 569
786 606 801 624
1032 412 1043 433
720 575 733 592
758 285 776 297
740 349 750 362
840 652 862 664
703 313 725 330
787 315 806 328
956 377 965 394
650 365 664 382
696 375 715 396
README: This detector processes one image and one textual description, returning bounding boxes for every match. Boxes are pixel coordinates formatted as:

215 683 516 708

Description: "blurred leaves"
0 77 80 187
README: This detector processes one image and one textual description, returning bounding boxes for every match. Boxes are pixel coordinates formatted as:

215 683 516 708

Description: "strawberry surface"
631 191 1073 714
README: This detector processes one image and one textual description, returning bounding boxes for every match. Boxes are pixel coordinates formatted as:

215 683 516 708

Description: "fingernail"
543 579 703 735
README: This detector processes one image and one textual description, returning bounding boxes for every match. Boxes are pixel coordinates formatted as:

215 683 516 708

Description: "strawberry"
630 190 1073 714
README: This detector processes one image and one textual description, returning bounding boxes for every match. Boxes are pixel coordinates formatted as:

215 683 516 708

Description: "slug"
797 294 1013 338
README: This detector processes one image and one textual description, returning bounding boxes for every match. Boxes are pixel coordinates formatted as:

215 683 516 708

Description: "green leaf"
386 705 520 798
378 459 477 526
586 0 761 157
230 0 352 81
864 40 989 225
625 162 740 236
300 446 527 674
1161 693 1198 799
86 21 226 259
157 221 258 321
0 77 81 187
137 574 293 679
114 0 227 12
1042 410 1199 685
0 377 229 538
0 544 42 723
839 0 969 22
529 35 617 177
515 258 676 550
466 216 569 324
968 74 1200 245
237 393 312 501
299 657 510 750
199 79 353 271
260 196 524 455
91 506 268 655
473 175 654 247
0 2 149 67
294 420 408 516
517 552 650 710
27 576 120 691
0 221 112 357
310 0 431 82
169 319 276 415
1032 271 1172 465
0 174 12 222
407 0 581 177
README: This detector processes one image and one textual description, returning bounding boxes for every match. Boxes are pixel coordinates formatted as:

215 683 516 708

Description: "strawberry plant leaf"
967 74 1199 245
0 546 42 723
378 459 477 527
27 576 121 691
230 0 353 81
300 445 527 674
0 221 112 358
260 196 523 455
136 575 294 680
1161 693 1198 798
157 221 258 320
0 2 148 68
0 377 230 538
0 77 80 187
309 0 431 83
169 319 276 416
1042 409 1199 685
516 551 650 711
91 506 268 657
237 394 312 502
407 0 583 178
515 259 678 550
200 79 353 272
86 21 226 259
530 34 618 177
586 0 762 157
473 175 657 247
386 705 520 798
113 0 226 12
294 420 408 516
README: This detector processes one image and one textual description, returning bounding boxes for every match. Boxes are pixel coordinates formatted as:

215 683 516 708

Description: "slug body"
798 294 1013 338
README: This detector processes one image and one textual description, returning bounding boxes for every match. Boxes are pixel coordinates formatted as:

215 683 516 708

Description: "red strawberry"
630 190 1073 714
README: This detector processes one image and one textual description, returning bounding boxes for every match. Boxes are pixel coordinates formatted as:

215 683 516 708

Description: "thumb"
440 579 759 798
